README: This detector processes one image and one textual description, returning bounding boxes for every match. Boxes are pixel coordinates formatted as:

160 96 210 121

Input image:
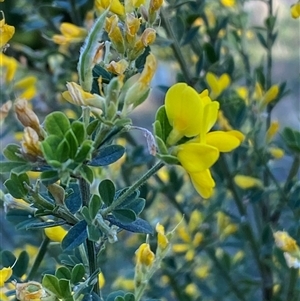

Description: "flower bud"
0 100 12 124
106 59 128 75
16 281 57 301
274 231 300 254
135 243 155 267
156 223 169 251
0 52 18 82
21 127 42 158
148 0 163 24
105 15 125 54
15 99 41 135
62 81 105 111
125 13 140 46
265 120 279 143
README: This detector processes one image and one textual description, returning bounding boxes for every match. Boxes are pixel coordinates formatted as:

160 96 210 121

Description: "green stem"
283 154 300 192
160 8 194 86
206 249 247 301
101 161 164 216
25 237 50 281
79 177 100 296
286 268 299 301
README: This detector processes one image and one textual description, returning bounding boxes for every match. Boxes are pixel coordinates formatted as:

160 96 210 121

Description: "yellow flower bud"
149 0 164 12
52 22 87 45
262 85 279 106
135 243 155 267
106 59 128 75
0 267 12 286
266 121 279 143
105 15 125 54
98 273 105 289
234 175 263 189
274 231 300 254
44 225 67 243
62 81 105 110
0 11 15 49
21 127 42 157
206 72 231 99
141 28 156 46
95 0 125 16
291 3 300 19
15 99 41 134
125 14 140 46
268 147 284 159
156 223 169 250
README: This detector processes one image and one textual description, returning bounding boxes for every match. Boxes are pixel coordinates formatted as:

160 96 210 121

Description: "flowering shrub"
0 0 299 301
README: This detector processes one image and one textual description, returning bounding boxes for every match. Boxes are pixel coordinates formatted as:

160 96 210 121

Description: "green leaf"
153 120 162 140
12 251 29 278
40 170 60 185
65 129 78 159
44 111 70 138
89 145 125 166
59 278 72 298
87 224 101 242
0 250 16 267
89 194 101 219
71 264 85 284
155 135 168 155
4 173 30 198
0 161 32 174
81 206 93 224
79 165 94 184
113 209 136 224
3 144 25 162
99 179 115 206
74 140 94 163
87 119 100 136
41 135 62 162
282 127 300 153
105 216 153 234
124 293 135 301
120 198 145 216
71 121 86 145
56 266 71 280
65 183 82 214
48 183 65 206
6 209 39 228
106 291 125 301
42 274 62 297
57 139 70 163
204 42 218 64
154 106 172 143
61 220 88 251
256 32 267 49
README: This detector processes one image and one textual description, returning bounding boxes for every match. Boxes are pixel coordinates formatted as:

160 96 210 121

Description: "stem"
69 0 81 25
286 268 299 301
101 161 164 216
160 8 194 86
25 237 50 281
79 177 100 296
206 249 247 301
283 154 300 192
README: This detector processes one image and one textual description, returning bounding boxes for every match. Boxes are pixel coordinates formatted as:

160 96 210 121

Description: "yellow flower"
220 0 235 7
164 83 244 198
194 264 210 279
14 76 37 100
274 231 300 254
95 0 125 16
0 267 12 286
234 175 263 189
236 86 249 105
216 211 237 240
124 14 140 46
206 72 231 99
291 2 300 18
218 110 233 131
0 52 18 82
262 85 279 107
135 243 155 267
62 81 105 110
112 276 135 290
52 22 87 45
105 15 125 54
125 0 146 13
0 12 15 49
44 225 67 243
172 211 204 261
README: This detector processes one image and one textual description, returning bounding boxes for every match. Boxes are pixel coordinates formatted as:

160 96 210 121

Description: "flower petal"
206 131 243 152
189 169 215 199
234 175 263 189
203 101 219 134
177 143 219 173
165 83 202 139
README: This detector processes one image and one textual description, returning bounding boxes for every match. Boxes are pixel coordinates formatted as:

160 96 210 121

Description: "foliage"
0 0 299 301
